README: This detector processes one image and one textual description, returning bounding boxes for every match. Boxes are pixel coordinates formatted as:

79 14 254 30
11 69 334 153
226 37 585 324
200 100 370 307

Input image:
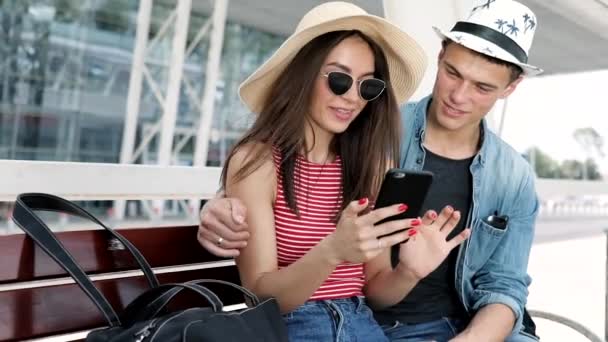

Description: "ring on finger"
216 236 224 247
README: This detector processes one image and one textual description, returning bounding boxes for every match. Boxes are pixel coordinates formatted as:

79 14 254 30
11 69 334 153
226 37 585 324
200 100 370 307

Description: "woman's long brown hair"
221 30 402 218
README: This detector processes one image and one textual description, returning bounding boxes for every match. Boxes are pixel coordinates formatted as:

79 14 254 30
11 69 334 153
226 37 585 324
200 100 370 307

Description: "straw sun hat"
238 1 428 114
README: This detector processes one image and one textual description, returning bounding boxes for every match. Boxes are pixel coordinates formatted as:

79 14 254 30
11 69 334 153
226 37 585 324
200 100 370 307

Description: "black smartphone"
374 168 434 228
374 169 434 267
483 213 509 230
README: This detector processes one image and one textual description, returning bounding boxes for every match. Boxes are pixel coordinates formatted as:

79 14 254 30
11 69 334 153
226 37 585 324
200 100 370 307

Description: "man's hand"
197 196 250 257
449 304 516 342
396 206 470 280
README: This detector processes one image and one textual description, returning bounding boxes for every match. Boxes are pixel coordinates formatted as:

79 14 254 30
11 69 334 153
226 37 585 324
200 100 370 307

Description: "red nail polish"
398 204 408 212
358 198 368 205
408 229 417 236
411 219 421 226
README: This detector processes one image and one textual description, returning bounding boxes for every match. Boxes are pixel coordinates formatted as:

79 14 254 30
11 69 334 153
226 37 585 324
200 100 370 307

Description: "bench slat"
0 226 219 283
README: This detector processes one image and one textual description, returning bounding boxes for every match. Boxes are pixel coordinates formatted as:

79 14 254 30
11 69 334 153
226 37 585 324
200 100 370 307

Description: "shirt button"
416 158 423 164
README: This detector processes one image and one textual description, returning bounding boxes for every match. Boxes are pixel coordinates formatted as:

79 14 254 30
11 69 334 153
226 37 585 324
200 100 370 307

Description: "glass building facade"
0 0 284 166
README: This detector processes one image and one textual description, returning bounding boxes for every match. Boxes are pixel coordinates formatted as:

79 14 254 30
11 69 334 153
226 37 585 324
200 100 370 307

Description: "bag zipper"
133 318 159 342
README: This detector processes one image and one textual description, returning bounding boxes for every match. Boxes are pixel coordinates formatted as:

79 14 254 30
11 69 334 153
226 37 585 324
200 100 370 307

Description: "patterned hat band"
450 21 528 63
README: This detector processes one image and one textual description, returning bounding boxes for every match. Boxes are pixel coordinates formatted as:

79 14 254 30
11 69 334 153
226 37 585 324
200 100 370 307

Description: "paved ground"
535 217 608 243
527 235 605 341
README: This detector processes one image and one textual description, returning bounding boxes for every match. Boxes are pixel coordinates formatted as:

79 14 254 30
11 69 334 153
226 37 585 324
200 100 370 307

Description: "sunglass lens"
360 79 385 101
327 72 352 95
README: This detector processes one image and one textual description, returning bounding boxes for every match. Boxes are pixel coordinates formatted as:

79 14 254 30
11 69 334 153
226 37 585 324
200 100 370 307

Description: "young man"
197 0 541 340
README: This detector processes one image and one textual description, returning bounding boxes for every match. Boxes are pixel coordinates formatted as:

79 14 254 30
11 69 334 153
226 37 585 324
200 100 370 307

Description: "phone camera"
394 172 406 178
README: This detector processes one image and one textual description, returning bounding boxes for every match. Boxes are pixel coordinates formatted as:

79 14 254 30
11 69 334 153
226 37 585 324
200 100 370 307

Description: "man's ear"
499 76 524 99
437 47 446 65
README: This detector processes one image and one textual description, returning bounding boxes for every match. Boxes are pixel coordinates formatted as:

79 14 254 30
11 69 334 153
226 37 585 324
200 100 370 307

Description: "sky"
498 69 608 175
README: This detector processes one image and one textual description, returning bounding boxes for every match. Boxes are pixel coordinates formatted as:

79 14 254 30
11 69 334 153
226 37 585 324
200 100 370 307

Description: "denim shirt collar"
412 95 489 167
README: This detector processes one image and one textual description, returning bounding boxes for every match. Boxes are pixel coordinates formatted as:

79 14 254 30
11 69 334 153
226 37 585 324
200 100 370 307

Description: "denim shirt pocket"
465 218 509 270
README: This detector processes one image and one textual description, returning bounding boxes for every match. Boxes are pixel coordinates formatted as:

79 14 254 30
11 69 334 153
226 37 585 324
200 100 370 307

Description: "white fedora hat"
434 0 543 76
239 1 428 114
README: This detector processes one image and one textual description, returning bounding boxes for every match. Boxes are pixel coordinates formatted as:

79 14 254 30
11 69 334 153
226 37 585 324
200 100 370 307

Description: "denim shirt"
400 95 539 334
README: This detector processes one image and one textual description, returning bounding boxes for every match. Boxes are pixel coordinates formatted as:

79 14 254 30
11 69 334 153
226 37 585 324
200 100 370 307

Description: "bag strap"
186 279 260 305
120 283 224 327
121 279 260 326
124 279 262 327
12 193 161 326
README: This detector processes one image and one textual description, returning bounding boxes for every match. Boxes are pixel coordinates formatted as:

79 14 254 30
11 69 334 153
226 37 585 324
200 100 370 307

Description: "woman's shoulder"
227 141 276 184
230 141 273 166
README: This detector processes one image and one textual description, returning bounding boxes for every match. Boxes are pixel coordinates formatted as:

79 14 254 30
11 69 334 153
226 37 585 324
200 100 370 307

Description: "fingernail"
398 204 408 212
446 205 453 211
408 229 418 236
235 215 244 224
358 198 368 205
411 219 421 226
430 212 437 219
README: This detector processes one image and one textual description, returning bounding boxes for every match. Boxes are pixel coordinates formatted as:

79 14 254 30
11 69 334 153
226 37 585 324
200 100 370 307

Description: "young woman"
221 2 428 341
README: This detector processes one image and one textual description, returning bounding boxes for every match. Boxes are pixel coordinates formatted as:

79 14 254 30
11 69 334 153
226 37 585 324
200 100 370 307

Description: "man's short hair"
442 39 523 83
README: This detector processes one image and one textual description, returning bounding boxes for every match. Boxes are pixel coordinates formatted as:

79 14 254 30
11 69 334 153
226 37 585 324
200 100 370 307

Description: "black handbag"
12 193 288 342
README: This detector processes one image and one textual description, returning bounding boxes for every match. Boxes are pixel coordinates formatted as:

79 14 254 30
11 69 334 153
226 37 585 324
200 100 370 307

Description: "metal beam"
116 0 153 220
193 0 228 167
188 0 229 215
153 0 192 217
157 0 191 167
120 0 152 166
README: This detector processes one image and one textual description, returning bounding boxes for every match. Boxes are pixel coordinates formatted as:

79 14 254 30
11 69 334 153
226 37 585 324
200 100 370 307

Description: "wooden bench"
0 225 241 341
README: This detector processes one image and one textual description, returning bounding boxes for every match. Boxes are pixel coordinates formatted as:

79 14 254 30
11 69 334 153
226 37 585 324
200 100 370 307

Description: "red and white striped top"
272 148 364 300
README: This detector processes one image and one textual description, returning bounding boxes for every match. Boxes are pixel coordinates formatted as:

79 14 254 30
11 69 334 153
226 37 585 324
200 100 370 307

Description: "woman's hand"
324 198 419 265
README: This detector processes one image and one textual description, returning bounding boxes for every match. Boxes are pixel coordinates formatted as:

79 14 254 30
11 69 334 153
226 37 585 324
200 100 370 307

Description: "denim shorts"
283 296 388 342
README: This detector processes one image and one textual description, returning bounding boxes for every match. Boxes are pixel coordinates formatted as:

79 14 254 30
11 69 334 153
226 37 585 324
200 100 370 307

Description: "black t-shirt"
375 148 473 325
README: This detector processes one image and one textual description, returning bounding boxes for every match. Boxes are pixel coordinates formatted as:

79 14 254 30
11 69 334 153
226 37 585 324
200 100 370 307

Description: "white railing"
2 161 608 217
2 161 608 198
0 160 223 233
0 160 221 201
536 179 608 219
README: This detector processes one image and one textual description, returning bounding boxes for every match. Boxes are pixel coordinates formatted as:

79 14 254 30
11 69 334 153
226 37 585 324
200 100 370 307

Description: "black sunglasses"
322 71 386 101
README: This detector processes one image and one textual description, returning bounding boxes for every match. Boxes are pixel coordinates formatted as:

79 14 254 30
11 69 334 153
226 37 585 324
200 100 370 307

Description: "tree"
523 147 561 178
560 158 602 180
573 127 605 179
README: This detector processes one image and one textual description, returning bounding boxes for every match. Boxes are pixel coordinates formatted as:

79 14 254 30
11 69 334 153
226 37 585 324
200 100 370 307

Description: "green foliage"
524 147 603 180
